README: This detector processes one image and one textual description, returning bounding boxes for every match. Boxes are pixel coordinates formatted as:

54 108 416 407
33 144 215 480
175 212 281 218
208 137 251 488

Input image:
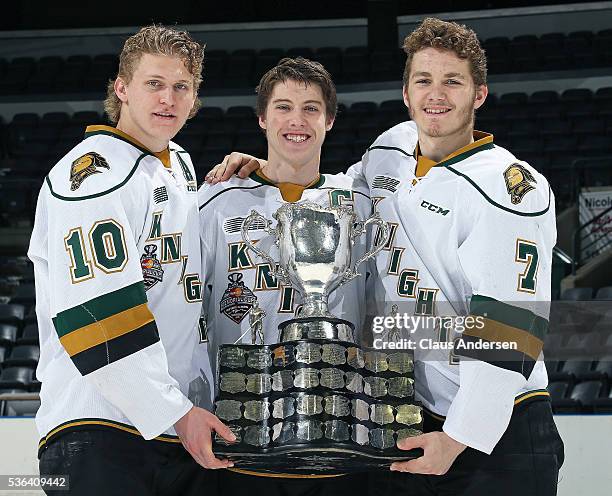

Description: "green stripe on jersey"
470 295 548 341
53 281 148 338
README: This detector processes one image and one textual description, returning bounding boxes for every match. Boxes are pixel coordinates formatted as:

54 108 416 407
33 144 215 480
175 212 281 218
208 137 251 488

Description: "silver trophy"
213 201 423 473
241 201 389 342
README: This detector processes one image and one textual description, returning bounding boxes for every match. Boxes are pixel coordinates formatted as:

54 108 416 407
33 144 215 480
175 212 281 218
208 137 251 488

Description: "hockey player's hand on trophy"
174 406 237 469
205 152 263 183
391 431 466 475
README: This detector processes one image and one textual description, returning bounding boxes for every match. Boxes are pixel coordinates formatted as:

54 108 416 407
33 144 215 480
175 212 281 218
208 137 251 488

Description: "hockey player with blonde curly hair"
30 25 233 495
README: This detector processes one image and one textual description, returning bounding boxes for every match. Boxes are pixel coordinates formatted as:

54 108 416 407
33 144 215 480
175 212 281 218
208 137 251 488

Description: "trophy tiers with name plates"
212 201 423 473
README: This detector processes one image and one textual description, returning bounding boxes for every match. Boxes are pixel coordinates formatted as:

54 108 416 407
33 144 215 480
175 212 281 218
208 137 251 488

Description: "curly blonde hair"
104 25 204 125
402 18 487 87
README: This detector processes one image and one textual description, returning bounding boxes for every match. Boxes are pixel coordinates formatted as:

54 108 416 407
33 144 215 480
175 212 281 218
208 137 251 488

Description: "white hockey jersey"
349 121 556 453
196 172 374 387
28 125 203 450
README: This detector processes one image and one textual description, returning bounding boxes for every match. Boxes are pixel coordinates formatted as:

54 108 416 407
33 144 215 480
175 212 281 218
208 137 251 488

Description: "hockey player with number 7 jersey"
351 119 557 455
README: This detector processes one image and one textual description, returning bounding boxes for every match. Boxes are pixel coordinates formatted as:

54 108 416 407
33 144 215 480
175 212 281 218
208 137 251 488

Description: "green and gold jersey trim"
37 418 181 457
432 131 494 168
428 130 552 217
415 131 494 177
83 125 171 168
469 295 548 342
459 295 548 379
84 125 152 156
53 281 159 375
250 170 326 202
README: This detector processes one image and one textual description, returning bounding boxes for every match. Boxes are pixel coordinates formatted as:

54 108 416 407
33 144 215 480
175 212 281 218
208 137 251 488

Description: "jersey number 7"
516 239 538 294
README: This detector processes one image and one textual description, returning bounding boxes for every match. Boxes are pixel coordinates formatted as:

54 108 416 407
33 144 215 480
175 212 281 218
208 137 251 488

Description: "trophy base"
214 444 423 474
214 340 422 474
278 317 355 342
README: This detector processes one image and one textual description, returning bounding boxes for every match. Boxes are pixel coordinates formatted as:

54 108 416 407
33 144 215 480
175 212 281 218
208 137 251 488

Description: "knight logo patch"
70 152 110 191
140 244 164 290
504 163 536 205
220 273 257 324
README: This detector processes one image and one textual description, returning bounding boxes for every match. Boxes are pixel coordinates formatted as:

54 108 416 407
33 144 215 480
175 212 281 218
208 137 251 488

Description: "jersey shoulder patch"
68 151 110 191
503 162 538 205
447 145 552 216
46 134 147 201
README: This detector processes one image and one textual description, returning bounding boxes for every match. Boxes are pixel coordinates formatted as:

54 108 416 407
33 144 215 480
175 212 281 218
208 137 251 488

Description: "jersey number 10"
64 220 127 284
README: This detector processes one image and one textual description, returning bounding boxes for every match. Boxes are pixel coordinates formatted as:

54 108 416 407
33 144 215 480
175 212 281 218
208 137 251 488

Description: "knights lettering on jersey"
254 263 281 290
228 242 256 271
142 210 201 299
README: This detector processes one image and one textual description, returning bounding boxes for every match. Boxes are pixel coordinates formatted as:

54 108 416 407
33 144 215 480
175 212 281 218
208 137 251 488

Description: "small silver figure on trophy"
249 301 266 345
386 304 403 343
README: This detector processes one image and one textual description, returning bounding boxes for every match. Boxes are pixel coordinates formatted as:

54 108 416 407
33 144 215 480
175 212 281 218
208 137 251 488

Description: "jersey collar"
414 130 494 177
249 170 325 202
84 125 172 168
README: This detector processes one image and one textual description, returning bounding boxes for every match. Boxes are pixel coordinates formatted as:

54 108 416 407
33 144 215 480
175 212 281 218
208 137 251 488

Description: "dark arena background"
0 1 611 494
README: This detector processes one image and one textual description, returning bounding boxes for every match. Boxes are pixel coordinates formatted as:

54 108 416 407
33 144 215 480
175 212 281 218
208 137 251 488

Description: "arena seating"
0 29 611 94
1 85 611 228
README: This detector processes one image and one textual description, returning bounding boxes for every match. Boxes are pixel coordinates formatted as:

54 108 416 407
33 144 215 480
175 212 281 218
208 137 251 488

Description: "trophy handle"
241 210 290 284
343 212 390 283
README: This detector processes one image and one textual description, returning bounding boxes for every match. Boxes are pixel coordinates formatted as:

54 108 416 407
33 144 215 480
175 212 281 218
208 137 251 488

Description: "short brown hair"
255 57 337 121
402 17 487 87
104 25 205 125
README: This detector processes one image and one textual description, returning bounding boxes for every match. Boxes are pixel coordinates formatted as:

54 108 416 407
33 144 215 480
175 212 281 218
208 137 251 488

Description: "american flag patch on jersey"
372 175 400 192
224 216 268 234
153 186 169 203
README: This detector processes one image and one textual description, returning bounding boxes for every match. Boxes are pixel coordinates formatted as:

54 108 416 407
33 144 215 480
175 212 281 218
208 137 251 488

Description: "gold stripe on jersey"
228 468 345 479
461 317 543 361
84 125 171 168
514 389 550 404
457 296 547 378
53 281 149 337
469 295 548 341
53 281 160 374
415 131 494 177
59 303 154 356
